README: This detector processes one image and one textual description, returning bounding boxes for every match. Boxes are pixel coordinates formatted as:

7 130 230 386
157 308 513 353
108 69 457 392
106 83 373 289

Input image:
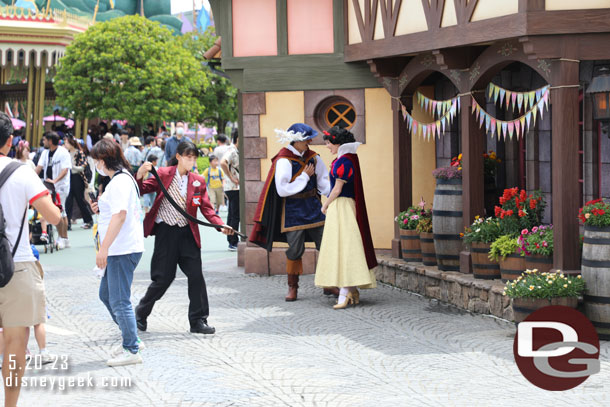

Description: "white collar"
337 142 361 158
286 144 305 157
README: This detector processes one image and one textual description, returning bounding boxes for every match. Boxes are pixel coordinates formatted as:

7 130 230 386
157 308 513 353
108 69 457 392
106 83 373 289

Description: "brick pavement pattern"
7 257 610 407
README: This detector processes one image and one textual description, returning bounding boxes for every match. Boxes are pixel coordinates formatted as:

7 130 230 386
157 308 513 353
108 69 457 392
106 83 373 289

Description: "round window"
324 101 356 129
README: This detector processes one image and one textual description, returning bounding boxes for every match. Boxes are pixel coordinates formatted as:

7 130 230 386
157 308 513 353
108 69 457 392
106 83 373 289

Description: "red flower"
520 190 526 202
518 210 526 218
586 199 603 206
499 197 505 205
506 210 514 216
494 206 501 217
598 209 606 216
529 199 537 210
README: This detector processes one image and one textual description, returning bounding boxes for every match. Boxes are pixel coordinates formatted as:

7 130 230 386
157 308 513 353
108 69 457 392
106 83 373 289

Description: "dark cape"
249 147 319 251
341 153 378 270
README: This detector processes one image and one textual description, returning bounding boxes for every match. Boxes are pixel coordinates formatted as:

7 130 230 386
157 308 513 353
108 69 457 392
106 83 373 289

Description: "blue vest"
281 158 325 231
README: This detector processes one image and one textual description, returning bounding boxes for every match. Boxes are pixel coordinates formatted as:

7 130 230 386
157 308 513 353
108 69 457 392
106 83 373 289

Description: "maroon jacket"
137 166 223 248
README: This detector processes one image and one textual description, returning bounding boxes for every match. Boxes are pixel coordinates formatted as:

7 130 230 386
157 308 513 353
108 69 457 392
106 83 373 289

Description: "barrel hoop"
436 254 460 260
421 252 436 257
582 259 610 268
506 254 523 259
591 320 610 329
584 225 610 233
423 261 437 266
583 237 610 245
584 294 610 304
513 306 535 314
500 269 523 275
598 333 610 340
403 258 422 262
400 235 420 240
432 210 463 217
437 265 460 271
420 238 434 243
473 273 499 279
473 264 500 270
433 234 462 241
402 249 422 253
433 189 462 196
471 247 490 253
436 179 462 185
525 256 553 264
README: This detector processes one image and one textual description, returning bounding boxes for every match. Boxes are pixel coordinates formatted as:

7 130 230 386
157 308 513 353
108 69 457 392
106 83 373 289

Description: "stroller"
30 181 61 253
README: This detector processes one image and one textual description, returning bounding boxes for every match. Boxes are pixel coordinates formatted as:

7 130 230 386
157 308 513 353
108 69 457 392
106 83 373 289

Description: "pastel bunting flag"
506 91 511 109
494 86 500 104
532 105 538 126
472 96 477 113
485 114 491 133
508 122 514 139
488 84 495 99
538 100 545 120
496 121 502 139
502 122 508 140
515 120 521 139
436 121 441 138
517 94 523 111
457 97 461 112
511 92 517 110
520 116 526 135
535 89 542 102
499 89 505 106
432 101 437 113
424 98 429 112
490 118 496 137
525 111 532 129
479 111 485 128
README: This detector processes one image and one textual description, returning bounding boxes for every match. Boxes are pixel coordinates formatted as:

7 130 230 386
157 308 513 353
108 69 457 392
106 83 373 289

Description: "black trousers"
285 226 324 261
66 173 93 224
136 223 210 324
226 190 240 246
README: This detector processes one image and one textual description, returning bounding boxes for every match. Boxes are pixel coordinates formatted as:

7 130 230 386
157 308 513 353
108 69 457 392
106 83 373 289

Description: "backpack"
0 162 27 287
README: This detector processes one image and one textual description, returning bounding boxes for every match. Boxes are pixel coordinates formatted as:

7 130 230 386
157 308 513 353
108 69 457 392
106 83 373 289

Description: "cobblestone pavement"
5 224 610 406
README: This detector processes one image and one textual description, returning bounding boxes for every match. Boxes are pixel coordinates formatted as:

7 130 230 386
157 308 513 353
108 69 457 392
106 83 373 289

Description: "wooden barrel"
512 297 578 324
419 232 437 266
524 254 553 274
471 242 500 280
432 179 463 271
582 225 610 340
499 253 526 282
400 229 421 262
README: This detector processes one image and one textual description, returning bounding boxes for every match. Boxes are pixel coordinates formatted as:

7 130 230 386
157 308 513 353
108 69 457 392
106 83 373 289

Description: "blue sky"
171 0 210 14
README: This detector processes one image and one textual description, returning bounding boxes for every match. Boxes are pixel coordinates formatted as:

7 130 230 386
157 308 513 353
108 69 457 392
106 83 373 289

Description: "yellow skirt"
315 197 377 289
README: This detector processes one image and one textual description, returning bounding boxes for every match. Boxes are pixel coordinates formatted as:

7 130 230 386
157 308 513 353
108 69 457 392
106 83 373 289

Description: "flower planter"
419 232 437 266
499 253 526 282
524 254 553 274
512 297 578 324
582 225 610 340
470 242 500 280
400 229 421 263
432 178 463 272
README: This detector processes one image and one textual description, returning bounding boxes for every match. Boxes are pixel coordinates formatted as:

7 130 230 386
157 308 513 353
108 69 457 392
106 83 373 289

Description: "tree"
54 15 207 125
181 28 238 135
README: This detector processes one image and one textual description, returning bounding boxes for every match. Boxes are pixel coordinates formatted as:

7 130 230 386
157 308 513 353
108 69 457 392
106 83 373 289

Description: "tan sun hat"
103 132 114 140
129 136 142 146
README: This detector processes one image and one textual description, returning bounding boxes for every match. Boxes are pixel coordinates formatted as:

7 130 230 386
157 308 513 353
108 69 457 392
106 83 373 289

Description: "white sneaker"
57 239 65 250
62 238 71 248
106 349 142 367
110 338 145 357
39 349 55 365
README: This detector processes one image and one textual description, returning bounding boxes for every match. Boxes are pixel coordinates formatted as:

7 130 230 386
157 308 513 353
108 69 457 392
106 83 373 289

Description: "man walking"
0 112 61 407
249 123 333 301
220 132 240 251
164 122 185 164
35 131 72 249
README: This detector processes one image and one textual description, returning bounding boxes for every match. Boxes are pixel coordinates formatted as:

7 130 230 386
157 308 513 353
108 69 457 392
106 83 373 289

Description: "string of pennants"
402 84 550 141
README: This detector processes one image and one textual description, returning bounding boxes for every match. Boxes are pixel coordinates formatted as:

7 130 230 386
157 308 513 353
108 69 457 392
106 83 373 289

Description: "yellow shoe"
333 292 355 310
352 289 360 305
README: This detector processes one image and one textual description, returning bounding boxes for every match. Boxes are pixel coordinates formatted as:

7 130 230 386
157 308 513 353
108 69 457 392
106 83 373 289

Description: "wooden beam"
454 0 478 25
519 0 544 12
333 0 345 53
392 95 412 258
25 63 34 143
460 93 485 227
521 33 610 60
528 9 610 35
276 0 288 56
551 58 581 270
380 0 402 38
421 0 445 31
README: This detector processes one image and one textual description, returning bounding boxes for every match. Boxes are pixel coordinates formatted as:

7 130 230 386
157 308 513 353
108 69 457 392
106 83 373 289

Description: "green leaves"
55 16 207 124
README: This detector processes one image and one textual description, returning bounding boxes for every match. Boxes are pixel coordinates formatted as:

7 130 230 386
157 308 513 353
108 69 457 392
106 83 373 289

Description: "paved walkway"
5 216 610 406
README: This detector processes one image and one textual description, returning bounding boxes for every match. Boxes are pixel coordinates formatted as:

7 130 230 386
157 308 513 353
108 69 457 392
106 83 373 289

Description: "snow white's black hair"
322 126 356 145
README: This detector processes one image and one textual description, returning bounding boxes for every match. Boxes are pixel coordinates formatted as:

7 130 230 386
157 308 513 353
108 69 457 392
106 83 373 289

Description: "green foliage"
396 207 426 230
463 216 501 244
416 217 432 233
578 199 610 227
495 188 546 237
488 235 520 262
196 156 210 174
504 270 585 299
180 28 238 132
54 16 207 125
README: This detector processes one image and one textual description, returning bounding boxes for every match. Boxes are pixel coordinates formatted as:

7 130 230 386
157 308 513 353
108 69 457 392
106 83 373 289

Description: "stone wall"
376 255 514 321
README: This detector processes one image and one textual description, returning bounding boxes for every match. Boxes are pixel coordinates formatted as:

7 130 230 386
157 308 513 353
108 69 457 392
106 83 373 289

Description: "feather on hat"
274 123 318 144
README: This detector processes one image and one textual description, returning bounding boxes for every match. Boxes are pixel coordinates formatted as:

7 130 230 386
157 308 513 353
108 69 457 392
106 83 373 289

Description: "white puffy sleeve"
315 155 330 197
274 158 310 198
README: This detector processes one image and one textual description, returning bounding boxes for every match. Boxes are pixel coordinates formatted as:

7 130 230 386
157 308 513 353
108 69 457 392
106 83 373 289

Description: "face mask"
176 128 185 136
96 162 108 177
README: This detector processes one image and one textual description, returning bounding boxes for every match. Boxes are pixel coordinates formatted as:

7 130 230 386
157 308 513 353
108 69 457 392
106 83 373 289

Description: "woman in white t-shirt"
89 139 145 367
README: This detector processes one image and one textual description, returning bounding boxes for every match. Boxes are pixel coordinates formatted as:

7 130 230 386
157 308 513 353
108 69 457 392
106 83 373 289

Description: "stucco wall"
546 0 610 10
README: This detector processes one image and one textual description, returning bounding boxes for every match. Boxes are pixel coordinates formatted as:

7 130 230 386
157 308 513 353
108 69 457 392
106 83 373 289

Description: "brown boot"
285 274 299 302
285 259 303 302
323 287 340 298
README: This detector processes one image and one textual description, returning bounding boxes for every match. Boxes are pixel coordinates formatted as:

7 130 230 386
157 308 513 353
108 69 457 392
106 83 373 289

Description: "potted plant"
494 187 546 237
462 216 501 279
518 225 554 274
416 211 436 266
578 198 610 340
504 269 585 324
396 206 424 262
432 163 462 271
489 235 525 282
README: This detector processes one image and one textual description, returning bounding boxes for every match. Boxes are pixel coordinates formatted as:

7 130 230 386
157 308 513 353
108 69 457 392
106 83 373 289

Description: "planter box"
471 242 500 280
419 232 437 266
525 254 553 274
499 253 526 282
400 229 421 262
582 225 610 341
512 297 578 324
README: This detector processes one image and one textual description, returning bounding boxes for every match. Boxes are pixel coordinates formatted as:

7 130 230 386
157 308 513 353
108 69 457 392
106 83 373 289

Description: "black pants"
285 226 324 260
226 190 240 246
136 223 210 325
66 173 93 224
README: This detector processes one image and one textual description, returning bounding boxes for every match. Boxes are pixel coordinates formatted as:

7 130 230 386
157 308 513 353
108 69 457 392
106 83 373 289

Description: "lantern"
586 67 610 121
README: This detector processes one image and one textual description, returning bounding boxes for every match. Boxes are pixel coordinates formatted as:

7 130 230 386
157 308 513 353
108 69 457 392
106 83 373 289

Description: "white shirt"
213 144 230 161
0 157 48 262
274 145 330 198
98 170 144 256
38 146 71 194
222 145 240 191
